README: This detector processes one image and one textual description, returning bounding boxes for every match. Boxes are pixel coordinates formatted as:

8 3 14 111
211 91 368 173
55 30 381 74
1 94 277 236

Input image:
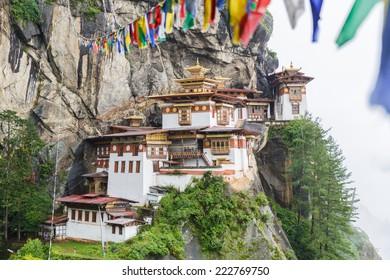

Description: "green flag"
336 0 381 47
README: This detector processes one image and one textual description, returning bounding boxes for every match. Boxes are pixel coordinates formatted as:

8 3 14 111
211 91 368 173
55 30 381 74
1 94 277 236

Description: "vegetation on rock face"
0 110 52 242
9 0 43 24
269 116 359 259
114 172 275 260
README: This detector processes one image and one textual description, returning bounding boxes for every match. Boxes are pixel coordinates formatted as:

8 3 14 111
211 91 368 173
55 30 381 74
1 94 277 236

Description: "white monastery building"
56 61 313 243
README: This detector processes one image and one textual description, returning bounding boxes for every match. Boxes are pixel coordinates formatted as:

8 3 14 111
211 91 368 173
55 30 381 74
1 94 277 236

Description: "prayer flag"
174 1 181 28
283 0 305 29
309 0 323 42
336 0 380 47
211 0 217 24
184 0 198 30
217 0 226 11
117 31 122 53
204 0 213 31
371 4 390 113
180 0 186 18
228 0 247 44
148 10 157 47
125 24 131 52
158 7 167 41
240 0 271 46
164 0 174 33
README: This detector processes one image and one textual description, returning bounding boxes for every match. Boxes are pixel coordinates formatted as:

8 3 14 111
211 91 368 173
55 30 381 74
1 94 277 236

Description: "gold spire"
185 59 210 78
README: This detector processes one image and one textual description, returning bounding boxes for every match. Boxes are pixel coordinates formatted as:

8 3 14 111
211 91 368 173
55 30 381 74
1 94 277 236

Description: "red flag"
180 0 186 18
240 0 271 46
155 5 162 27
210 0 217 24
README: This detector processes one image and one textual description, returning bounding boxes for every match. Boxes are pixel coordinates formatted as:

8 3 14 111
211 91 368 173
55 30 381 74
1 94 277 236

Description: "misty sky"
267 1 390 259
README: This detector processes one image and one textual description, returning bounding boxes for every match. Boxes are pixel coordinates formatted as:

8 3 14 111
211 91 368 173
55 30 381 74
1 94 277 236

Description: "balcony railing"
169 148 202 158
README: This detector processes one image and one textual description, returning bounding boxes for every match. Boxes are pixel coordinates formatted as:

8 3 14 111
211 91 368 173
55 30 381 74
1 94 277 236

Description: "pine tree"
281 115 358 259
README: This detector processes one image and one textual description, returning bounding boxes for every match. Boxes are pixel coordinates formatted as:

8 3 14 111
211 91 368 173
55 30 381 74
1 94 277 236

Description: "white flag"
283 0 305 29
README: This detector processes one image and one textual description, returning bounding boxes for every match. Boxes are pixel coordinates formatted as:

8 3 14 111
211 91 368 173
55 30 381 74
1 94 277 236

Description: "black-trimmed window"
121 161 126 173
217 106 230 125
128 161 133 173
178 107 191 125
71 209 76 220
211 139 230 155
85 211 90 222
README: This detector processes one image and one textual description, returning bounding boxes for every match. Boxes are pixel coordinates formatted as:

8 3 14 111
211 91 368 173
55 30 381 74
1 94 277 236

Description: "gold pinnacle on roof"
184 58 211 78
288 61 301 72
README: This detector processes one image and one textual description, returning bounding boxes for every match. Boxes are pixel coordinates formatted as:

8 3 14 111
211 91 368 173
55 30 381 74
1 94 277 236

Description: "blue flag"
218 0 226 11
310 0 323 42
371 5 390 113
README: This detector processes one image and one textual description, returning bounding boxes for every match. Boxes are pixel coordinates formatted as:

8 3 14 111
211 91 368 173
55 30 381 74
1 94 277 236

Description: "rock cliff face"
0 1 278 189
256 138 292 207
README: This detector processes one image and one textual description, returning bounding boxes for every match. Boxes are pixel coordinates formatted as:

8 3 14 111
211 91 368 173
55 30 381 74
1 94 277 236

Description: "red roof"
106 210 137 218
56 194 138 205
42 215 68 225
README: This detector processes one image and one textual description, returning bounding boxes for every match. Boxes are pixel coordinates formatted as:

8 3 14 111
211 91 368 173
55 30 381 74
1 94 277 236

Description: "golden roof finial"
196 58 200 66
290 61 294 68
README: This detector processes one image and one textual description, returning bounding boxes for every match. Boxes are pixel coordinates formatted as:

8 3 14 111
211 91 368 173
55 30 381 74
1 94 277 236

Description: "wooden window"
134 145 139 156
121 161 126 173
153 161 159 172
118 144 123 156
292 104 300 114
217 106 230 125
128 161 133 173
92 212 97 223
112 226 116 234
85 211 90 222
114 161 119 173
211 139 230 155
119 226 123 235
136 161 141 173
71 209 76 220
178 107 191 125
77 210 82 221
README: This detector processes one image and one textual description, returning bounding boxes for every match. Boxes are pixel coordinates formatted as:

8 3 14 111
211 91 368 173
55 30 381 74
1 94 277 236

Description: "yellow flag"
229 0 247 44
125 25 131 51
203 0 212 31
166 12 174 33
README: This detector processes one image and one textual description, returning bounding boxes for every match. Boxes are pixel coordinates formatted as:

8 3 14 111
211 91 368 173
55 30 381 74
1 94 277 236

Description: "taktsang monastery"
55 62 313 243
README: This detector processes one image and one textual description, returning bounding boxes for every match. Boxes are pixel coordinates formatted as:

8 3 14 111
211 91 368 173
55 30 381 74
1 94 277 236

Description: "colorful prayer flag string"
76 0 271 55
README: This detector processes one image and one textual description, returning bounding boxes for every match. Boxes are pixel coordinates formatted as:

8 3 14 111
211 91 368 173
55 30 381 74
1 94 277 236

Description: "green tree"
281 116 358 259
0 110 51 241
11 238 48 260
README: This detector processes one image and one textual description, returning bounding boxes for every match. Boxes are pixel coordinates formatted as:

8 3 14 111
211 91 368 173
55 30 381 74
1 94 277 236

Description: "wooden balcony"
211 148 230 155
170 150 202 159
